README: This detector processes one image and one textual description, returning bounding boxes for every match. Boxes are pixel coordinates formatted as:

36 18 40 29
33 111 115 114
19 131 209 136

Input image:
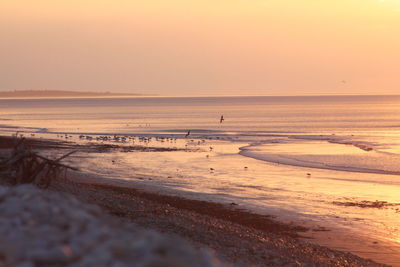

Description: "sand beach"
0 135 390 266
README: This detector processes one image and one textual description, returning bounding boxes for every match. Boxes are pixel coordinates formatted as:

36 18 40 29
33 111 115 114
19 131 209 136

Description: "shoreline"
0 135 389 266
50 174 386 266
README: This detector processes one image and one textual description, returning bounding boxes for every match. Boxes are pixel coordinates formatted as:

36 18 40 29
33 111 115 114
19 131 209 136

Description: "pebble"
0 185 220 267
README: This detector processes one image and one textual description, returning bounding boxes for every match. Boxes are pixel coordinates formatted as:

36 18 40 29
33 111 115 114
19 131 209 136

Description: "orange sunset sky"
0 0 399 95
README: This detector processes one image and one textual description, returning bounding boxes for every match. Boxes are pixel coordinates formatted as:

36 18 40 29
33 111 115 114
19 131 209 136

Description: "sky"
0 0 399 96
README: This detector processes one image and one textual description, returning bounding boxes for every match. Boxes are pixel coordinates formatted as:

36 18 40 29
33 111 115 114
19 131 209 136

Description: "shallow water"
1 95 400 265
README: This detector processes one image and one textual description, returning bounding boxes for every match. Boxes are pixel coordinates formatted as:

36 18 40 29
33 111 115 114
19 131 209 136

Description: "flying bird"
185 130 191 138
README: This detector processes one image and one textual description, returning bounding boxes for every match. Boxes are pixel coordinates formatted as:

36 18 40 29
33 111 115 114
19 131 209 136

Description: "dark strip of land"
0 90 150 98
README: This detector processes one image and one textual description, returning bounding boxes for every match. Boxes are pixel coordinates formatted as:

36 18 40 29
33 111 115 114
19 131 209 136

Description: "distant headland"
0 90 154 98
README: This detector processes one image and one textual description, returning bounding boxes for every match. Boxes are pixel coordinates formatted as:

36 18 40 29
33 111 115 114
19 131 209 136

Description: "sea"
1 95 400 265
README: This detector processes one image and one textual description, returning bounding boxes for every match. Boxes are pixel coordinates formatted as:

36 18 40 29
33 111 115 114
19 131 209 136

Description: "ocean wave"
240 148 400 175
290 135 378 152
239 138 400 176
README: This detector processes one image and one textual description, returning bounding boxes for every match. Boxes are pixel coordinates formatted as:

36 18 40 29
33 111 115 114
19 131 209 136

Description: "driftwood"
0 137 77 189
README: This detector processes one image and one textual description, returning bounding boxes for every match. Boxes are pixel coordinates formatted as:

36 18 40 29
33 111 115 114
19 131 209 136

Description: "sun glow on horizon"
0 0 399 95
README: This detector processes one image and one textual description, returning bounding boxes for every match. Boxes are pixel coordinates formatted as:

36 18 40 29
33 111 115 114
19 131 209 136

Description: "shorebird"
185 130 191 138
220 115 224 123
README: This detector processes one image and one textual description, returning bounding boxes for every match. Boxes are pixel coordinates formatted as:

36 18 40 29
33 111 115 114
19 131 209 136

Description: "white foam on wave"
239 136 400 176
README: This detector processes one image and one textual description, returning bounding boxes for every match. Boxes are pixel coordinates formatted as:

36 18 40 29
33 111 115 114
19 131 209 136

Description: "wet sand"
0 136 389 266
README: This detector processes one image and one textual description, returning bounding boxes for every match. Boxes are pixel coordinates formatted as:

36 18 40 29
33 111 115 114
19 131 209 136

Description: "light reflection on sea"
1 95 400 265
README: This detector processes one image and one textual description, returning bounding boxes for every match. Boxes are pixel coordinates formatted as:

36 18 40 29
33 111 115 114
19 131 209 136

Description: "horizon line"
1 89 400 99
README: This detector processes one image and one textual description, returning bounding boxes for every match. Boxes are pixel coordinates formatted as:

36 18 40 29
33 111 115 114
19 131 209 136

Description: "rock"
0 185 222 267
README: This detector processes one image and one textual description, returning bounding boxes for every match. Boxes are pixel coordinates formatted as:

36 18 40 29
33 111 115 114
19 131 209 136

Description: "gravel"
51 178 389 267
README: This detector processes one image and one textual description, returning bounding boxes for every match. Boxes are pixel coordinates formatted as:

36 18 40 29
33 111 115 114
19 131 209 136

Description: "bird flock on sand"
48 115 257 177
22 114 317 178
